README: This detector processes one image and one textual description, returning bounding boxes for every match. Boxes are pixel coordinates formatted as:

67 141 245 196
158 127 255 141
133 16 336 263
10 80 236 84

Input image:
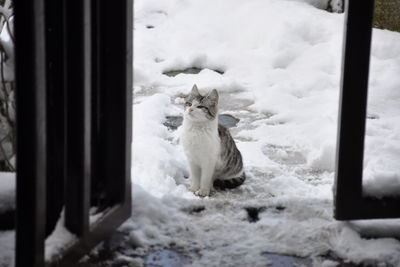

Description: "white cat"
180 85 245 197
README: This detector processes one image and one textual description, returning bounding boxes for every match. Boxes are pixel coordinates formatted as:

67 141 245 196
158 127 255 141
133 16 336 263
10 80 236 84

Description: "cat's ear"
191 84 201 96
208 89 219 103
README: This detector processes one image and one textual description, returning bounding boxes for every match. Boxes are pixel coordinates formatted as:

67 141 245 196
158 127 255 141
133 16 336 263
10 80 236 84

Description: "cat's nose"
188 108 193 112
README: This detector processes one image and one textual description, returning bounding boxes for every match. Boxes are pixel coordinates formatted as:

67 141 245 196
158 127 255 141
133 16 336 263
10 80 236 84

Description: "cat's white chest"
180 121 220 163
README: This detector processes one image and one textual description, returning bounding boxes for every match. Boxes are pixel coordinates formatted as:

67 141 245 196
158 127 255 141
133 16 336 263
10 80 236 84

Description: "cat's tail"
213 172 246 190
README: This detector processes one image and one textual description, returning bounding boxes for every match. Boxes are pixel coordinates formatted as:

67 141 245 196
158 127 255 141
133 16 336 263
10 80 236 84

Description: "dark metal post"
15 0 47 266
97 0 133 207
57 1 132 264
45 0 66 236
15 0 132 264
64 0 91 236
334 0 375 219
335 0 400 220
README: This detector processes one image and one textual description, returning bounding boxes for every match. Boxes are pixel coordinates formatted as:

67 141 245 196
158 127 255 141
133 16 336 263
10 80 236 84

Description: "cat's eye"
197 105 208 110
185 102 192 107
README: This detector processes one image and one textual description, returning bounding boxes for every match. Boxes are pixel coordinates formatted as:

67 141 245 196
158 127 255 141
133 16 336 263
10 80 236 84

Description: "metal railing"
14 0 133 266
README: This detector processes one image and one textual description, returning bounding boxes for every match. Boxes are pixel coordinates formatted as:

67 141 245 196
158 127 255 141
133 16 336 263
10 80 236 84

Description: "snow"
332 226 400 266
130 0 400 266
0 172 15 213
362 29 400 197
132 94 192 198
0 172 14 267
0 0 398 265
45 210 78 263
0 230 13 267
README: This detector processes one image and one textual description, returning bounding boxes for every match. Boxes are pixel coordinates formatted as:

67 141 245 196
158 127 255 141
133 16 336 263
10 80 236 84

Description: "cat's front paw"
189 185 200 192
195 188 210 197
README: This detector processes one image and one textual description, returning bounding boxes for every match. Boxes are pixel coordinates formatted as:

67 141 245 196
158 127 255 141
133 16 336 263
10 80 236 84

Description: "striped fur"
213 124 246 190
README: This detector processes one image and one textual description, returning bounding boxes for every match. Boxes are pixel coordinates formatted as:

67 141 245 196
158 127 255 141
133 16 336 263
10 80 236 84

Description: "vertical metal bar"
90 0 108 210
15 0 47 266
45 0 66 237
64 0 91 236
334 0 375 220
97 0 132 206
44 1 132 264
125 0 134 210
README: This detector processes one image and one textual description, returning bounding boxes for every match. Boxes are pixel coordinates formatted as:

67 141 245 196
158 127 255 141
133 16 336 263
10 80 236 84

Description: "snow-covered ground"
1 0 400 266
128 0 400 266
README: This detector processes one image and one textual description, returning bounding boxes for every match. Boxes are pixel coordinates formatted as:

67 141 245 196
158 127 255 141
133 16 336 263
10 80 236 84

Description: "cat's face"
184 85 219 122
